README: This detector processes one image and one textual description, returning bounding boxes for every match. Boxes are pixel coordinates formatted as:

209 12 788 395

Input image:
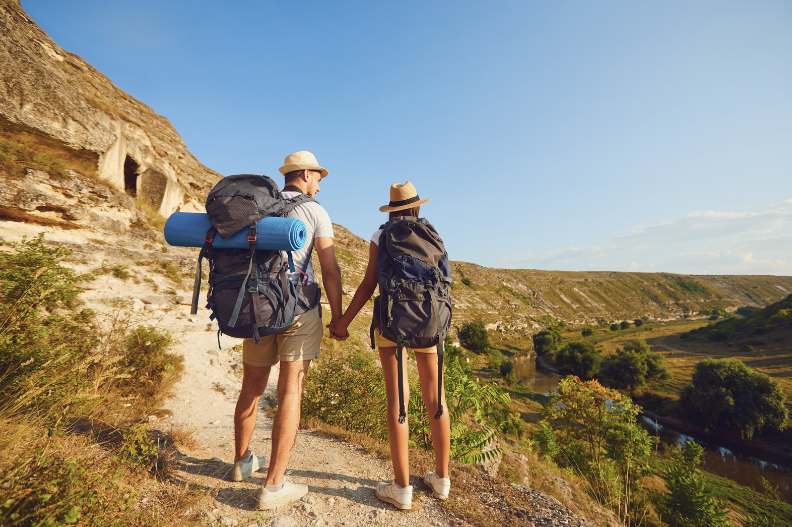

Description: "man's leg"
234 362 272 461
265 358 311 485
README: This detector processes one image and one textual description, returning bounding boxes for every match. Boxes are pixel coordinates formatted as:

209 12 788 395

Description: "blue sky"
23 0 792 275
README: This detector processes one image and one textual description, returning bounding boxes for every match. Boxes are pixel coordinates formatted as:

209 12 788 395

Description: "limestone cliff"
0 0 221 216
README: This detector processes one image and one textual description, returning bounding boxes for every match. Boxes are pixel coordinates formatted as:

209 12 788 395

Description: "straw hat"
379 181 431 212
278 151 328 178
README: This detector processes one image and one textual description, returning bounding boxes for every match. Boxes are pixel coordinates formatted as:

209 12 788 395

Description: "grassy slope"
331 225 792 339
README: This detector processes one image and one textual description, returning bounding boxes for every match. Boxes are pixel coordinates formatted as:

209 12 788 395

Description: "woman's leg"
379 346 410 487
415 352 450 479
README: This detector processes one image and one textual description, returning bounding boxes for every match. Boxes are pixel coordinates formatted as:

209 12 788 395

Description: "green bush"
536 377 656 521
600 339 670 394
620 321 630 330
459 319 490 353
532 328 561 356
581 326 595 336
610 323 620 332
679 359 788 438
657 441 729 527
554 341 600 380
461 277 473 287
499 359 514 377
634 319 644 327
303 340 511 464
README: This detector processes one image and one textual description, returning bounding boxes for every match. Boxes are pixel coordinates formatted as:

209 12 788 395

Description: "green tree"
601 339 670 394
555 341 600 380
657 441 729 527
534 377 656 524
532 328 561 356
620 321 631 330
679 359 788 438
634 318 644 327
458 319 490 353
610 323 620 332
582 326 595 336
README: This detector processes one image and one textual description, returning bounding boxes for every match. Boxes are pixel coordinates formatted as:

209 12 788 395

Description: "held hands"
326 320 350 341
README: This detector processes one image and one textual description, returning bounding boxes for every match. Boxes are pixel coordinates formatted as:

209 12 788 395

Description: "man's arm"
314 236 343 323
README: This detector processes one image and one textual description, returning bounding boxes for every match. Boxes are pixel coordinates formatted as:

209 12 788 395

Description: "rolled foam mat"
164 212 306 251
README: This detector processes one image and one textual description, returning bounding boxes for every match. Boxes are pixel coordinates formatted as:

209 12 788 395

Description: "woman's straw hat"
279 151 328 178
379 181 431 212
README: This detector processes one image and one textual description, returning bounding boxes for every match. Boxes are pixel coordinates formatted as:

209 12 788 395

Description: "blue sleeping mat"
164 212 306 251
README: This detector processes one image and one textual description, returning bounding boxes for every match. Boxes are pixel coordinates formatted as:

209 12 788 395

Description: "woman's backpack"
190 174 319 345
370 216 453 422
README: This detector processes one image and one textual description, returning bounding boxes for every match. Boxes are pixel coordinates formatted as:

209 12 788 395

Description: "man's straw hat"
279 151 328 178
379 181 431 212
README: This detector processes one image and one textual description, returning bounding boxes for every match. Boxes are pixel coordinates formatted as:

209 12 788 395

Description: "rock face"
0 0 221 216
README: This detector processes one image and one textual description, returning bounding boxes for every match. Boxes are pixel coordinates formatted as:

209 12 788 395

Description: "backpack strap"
191 226 217 315
281 193 317 216
428 284 445 419
435 339 445 420
228 222 263 344
396 335 407 424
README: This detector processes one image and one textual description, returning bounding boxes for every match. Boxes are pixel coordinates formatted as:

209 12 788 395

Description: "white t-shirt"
282 191 334 284
371 228 383 246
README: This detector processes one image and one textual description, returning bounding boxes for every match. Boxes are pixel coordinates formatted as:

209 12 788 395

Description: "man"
231 151 344 509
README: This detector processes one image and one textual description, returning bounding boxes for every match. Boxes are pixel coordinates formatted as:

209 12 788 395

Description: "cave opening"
123 156 140 196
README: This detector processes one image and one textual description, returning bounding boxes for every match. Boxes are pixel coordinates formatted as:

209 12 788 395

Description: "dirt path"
153 304 458 527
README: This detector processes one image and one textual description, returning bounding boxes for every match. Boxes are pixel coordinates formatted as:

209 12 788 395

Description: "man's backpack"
370 216 452 422
190 174 319 345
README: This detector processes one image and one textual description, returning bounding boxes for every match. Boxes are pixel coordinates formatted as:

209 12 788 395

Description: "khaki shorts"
374 328 437 354
242 307 322 367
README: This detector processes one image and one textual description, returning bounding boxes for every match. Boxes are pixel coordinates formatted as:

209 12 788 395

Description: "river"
510 351 792 504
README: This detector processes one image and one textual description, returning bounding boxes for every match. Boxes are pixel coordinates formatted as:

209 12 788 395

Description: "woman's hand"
326 321 350 341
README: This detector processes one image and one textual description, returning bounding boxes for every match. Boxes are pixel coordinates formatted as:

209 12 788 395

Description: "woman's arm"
328 241 379 338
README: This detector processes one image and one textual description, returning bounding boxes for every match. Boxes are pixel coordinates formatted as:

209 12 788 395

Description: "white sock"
266 481 284 492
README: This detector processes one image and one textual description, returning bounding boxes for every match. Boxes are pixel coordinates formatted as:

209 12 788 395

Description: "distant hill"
683 293 792 344
329 225 792 340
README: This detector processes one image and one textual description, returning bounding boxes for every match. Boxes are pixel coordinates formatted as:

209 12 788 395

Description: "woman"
329 181 451 510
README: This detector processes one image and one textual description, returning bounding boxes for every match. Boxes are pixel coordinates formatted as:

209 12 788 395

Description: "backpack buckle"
247 223 257 243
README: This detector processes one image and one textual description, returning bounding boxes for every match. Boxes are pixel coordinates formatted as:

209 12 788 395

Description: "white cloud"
502 199 792 275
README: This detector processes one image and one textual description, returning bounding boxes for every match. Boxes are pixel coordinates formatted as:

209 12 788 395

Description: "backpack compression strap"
191 226 217 315
228 222 263 344
429 285 445 419
396 335 407 424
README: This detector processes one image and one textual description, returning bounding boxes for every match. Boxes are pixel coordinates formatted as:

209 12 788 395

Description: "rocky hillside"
0 0 221 216
330 225 792 342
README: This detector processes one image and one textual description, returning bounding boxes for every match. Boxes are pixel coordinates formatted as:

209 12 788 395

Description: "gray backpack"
190 174 320 345
370 217 453 422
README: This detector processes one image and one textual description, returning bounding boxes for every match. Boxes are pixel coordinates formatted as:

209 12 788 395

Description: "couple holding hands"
232 151 450 511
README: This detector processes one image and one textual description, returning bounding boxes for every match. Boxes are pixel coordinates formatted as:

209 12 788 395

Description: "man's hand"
326 322 349 341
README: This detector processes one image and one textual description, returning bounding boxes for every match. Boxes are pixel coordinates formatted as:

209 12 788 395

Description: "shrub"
620 321 630 330
581 326 595 336
536 377 656 522
656 441 729 527
532 328 561 356
679 359 788 438
499 359 514 377
486 349 505 373
461 277 472 287
459 319 490 353
555 341 600 380
600 339 670 394
610 323 620 332
634 319 644 327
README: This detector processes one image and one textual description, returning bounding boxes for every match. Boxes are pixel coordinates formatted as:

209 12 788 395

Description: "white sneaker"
375 480 413 510
423 472 450 499
231 451 263 482
256 479 308 510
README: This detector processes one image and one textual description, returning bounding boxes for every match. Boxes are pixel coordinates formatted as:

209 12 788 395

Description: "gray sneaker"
256 479 308 510
423 472 450 499
231 451 263 482
375 480 413 510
